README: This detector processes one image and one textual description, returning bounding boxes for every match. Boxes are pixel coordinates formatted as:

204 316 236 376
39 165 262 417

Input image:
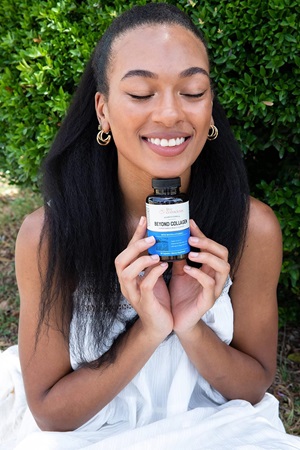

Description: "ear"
95 92 110 132
211 97 214 124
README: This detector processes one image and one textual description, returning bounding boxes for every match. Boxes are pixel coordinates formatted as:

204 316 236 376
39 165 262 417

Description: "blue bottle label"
146 201 190 257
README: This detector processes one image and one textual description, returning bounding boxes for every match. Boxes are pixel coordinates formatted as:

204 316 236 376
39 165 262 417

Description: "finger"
128 216 147 245
183 265 216 293
188 235 229 262
188 251 230 275
182 265 219 313
190 220 228 260
123 262 168 308
190 219 206 237
115 235 156 274
117 253 160 302
184 257 229 299
139 263 169 296
120 254 160 284
189 250 230 289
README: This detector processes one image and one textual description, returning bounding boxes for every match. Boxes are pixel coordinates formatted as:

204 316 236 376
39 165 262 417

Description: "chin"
150 165 190 181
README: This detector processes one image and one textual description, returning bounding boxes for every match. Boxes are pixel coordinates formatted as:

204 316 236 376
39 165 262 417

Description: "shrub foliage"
0 0 299 309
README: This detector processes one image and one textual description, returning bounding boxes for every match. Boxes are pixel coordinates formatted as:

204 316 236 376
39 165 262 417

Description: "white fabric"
1 278 299 449
0 346 27 447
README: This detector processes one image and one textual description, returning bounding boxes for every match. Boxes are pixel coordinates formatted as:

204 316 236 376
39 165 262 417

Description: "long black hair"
39 3 249 366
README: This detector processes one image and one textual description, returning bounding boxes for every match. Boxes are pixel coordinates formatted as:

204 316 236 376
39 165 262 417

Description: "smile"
143 135 191 157
146 137 186 147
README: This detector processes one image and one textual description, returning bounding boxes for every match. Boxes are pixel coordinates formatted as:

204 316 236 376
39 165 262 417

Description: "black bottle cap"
152 177 181 188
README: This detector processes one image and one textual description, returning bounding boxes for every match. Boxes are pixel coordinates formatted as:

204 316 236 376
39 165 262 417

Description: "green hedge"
1 0 299 316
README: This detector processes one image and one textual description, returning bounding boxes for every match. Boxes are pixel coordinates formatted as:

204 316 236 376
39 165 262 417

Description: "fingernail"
161 262 168 268
189 252 199 258
189 237 199 244
184 265 192 270
150 254 159 260
139 216 146 225
190 219 197 227
145 236 155 243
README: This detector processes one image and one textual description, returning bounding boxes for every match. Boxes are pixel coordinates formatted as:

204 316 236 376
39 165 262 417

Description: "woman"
1 3 299 449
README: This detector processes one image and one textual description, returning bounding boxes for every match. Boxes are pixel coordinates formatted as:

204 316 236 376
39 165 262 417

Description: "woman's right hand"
115 216 173 340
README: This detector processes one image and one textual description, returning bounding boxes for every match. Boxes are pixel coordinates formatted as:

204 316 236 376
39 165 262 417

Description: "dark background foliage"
0 0 299 322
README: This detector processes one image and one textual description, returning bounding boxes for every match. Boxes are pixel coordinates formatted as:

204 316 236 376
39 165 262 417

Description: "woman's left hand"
169 219 230 335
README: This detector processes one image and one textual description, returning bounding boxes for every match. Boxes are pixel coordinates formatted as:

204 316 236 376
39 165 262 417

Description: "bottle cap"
152 177 181 188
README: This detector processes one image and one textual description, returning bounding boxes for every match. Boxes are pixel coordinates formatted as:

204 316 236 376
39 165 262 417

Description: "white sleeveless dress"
1 278 300 449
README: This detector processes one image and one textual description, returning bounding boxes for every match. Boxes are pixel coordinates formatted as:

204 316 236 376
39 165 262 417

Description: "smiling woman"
0 2 299 450
95 24 212 181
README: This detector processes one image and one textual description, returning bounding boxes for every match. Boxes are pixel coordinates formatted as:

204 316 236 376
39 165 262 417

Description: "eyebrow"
121 69 158 80
179 66 209 78
121 66 209 81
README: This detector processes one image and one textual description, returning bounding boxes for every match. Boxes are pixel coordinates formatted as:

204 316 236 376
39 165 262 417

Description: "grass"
0 177 299 436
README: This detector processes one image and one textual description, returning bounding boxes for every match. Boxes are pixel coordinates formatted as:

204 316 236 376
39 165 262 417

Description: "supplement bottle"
146 177 190 261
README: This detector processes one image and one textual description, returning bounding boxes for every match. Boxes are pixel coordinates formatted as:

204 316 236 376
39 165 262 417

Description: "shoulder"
247 197 282 249
16 207 46 261
233 196 282 284
248 196 281 233
16 207 45 245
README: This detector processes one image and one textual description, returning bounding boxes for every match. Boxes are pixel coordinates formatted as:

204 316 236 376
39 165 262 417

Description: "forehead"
109 24 209 77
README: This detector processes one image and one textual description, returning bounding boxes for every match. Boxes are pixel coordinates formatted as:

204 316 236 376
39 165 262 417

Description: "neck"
118 162 191 232
118 168 152 228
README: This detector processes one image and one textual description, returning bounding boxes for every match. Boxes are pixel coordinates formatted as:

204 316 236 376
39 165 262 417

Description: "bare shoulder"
233 196 282 285
15 206 47 280
247 196 282 244
16 206 45 250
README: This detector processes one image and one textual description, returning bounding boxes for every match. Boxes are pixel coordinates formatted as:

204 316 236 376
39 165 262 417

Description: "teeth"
148 137 185 147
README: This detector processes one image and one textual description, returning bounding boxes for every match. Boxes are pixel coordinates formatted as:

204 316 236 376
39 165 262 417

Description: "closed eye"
127 93 154 100
182 92 205 98
127 91 206 100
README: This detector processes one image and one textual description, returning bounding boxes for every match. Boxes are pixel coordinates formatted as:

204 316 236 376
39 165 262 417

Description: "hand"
169 220 230 335
115 216 173 340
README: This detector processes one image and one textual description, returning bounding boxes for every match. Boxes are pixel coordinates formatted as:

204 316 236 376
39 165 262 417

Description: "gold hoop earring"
207 124 218 141
96 125 111 146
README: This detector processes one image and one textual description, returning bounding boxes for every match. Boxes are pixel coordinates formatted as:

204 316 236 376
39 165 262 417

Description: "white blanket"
1 346 300 450
2 283 300 449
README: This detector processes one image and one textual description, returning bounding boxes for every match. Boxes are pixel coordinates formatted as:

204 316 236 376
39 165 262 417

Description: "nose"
151 92 184 127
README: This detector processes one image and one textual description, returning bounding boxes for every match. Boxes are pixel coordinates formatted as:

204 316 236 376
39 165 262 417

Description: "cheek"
192 112 211 134
107 99 142 132
196 104 212 131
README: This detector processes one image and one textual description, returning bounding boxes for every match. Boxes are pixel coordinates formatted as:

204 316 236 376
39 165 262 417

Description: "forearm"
176 320 275 404
33 319 163 431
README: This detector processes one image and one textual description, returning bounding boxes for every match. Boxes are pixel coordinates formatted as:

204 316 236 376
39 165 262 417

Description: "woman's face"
96 24 213 185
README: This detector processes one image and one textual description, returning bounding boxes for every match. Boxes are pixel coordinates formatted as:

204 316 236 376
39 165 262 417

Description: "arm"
17 212 170 431
171 197 282 404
